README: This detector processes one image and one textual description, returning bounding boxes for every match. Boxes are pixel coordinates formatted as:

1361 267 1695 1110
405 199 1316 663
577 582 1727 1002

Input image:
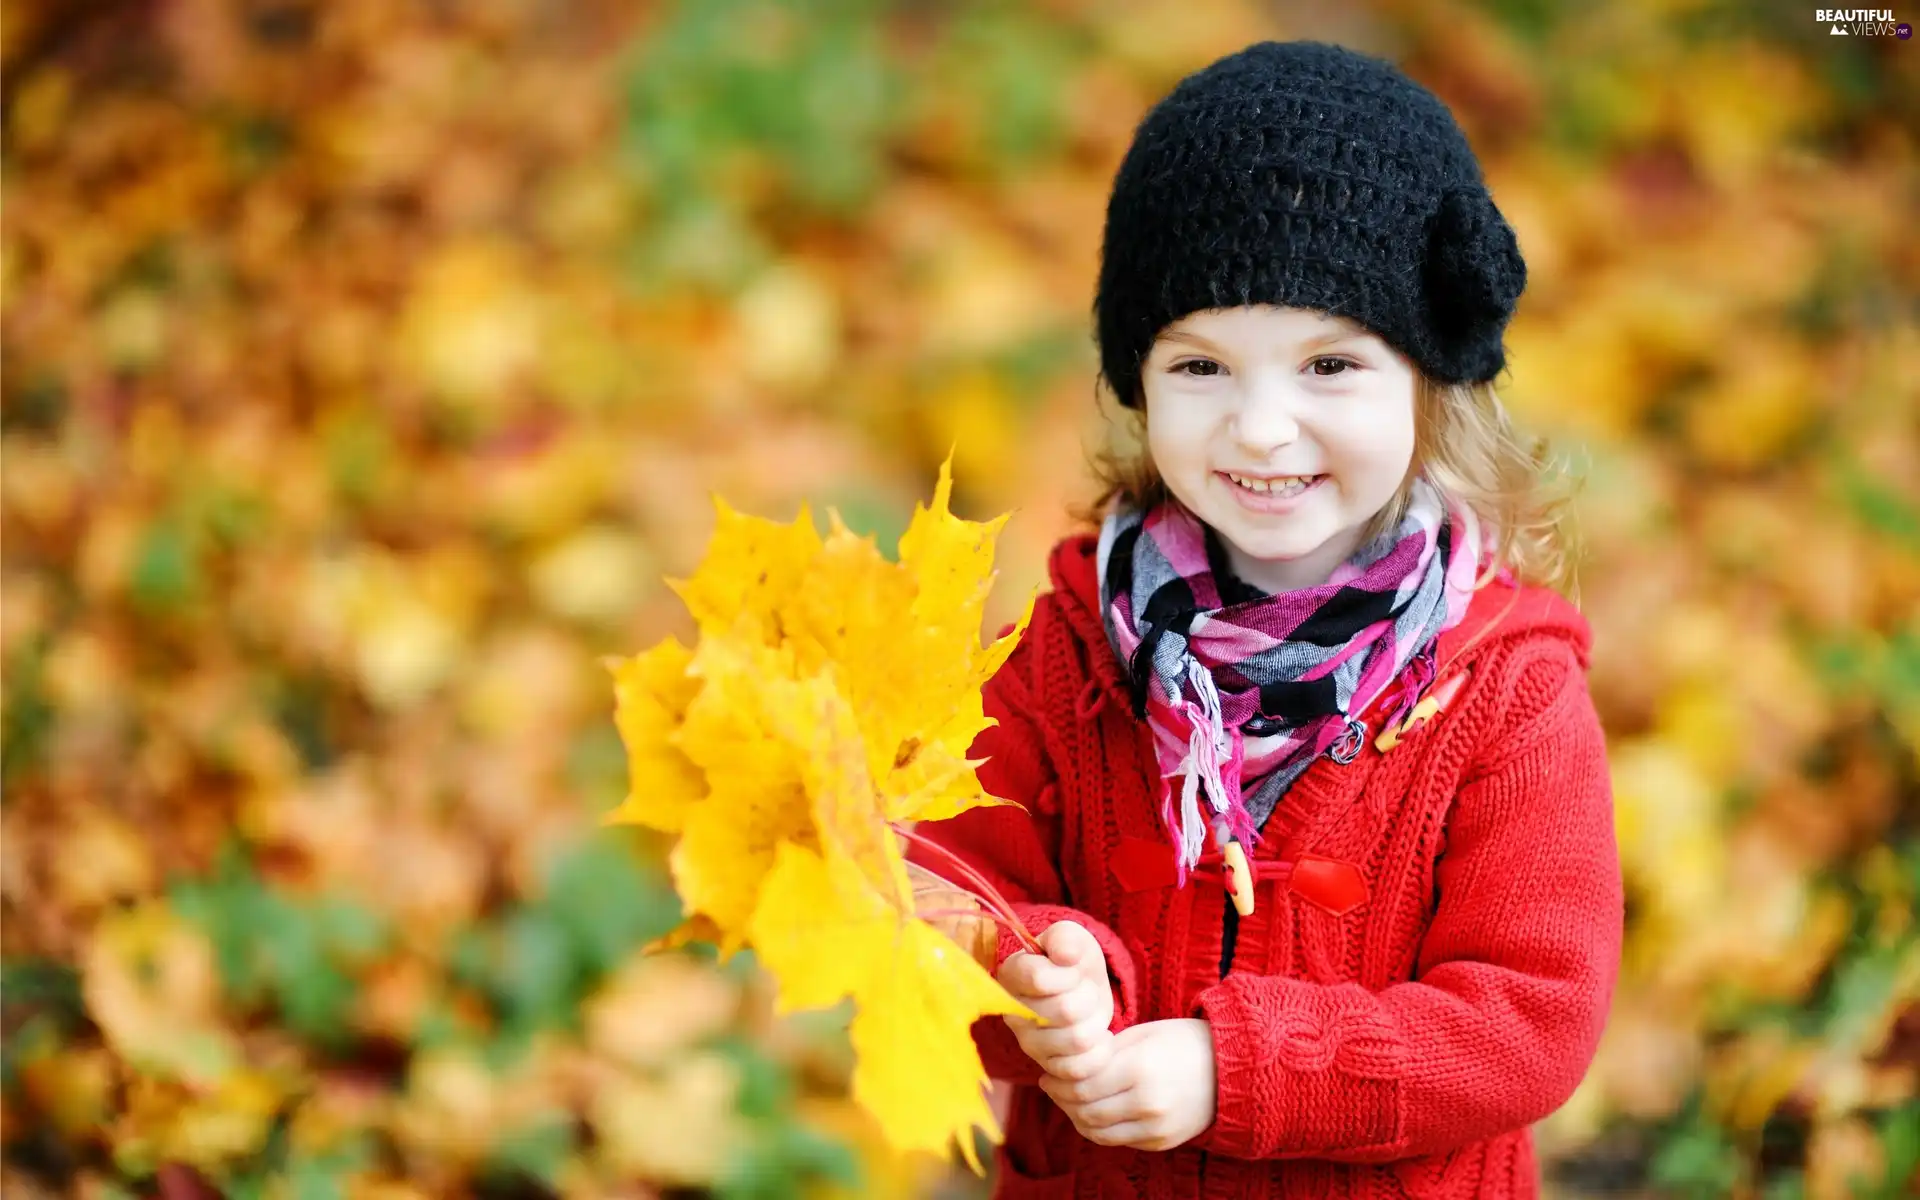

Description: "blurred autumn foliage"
1 0 1916 1197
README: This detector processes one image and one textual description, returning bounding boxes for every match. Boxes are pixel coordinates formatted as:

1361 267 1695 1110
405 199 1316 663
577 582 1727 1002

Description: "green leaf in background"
813 489 908 563
169 843 391 1047
543 834 684 971
262 671 341 772
1833 454 1920 554
565 721 629 813
706 1031 863 1200
0 958 83 1020
1884 628 1920 712
990 325 1088 400
225 1130 372 1200
1651 1096 1749 1198
1760 1171 1805 1200
482 1113 578 1190
1 1008 67 1096
711 1032 794 1123
933 5 1090 168
170 844 284 1003
446 835 682 1054
493 908 579 1034
1869 1101 1920 1199
1822 942 1905 1049
1469 0 1563 43
624 0 907 265
193 484 270 549
129 516 201 612
1 639 55 791
407 999 467 1054
717 1120 863 1200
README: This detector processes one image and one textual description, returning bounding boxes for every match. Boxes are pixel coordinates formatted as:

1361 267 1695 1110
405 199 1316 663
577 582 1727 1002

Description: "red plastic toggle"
1289 854 1370 916
1110 837 1179 893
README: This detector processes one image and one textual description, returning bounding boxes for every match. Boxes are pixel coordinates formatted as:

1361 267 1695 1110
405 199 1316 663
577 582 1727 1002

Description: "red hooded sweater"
909 533 1623 1200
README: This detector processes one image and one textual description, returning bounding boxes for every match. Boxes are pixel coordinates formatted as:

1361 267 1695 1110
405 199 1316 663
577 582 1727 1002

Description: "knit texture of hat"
1094 40 1528 408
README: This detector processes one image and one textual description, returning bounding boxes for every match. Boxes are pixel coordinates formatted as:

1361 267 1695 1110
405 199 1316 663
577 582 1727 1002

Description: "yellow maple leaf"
604 454 1037 1161
602 637 704 833
748 841 1029 1168
881 459 1033 823
762 668 912 906
667 498 824 642
668 631 816 949
779 458 1034 825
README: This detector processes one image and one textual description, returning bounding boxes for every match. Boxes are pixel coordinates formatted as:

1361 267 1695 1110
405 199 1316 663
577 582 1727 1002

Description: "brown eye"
1311 356 1355 376
1176 359 1224 377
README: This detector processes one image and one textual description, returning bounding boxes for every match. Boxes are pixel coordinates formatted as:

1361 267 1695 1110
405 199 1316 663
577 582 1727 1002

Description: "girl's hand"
1038 1018 1217 1151
997 920 1115 1081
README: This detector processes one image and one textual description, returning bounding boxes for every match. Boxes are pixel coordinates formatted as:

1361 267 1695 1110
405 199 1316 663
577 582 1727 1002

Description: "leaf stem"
893 824 1043 955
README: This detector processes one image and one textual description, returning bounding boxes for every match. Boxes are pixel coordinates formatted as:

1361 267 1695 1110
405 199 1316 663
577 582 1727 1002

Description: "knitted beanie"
1094 40 1527 408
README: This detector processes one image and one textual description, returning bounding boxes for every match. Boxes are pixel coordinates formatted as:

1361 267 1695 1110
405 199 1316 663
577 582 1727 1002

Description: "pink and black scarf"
1095 476 1485 876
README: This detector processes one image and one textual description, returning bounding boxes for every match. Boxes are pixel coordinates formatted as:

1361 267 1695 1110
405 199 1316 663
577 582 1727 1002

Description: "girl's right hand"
997 920 1115 1081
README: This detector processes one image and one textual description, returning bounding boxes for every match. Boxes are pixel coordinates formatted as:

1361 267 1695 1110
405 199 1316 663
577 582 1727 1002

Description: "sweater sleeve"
906 628 1140 1085
1190 640 1623 1162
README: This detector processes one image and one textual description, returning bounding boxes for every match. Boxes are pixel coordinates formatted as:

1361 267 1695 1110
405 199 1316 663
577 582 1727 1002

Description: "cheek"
1327 398 1416 480
1144 405 1210 475
1378 422 1418 479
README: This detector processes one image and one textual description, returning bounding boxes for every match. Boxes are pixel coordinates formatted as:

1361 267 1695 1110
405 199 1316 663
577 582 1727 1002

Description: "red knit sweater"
910 533 1623 1200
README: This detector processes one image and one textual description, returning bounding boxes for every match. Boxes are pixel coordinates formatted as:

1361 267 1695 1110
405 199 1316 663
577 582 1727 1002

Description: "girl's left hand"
1036 1018 1217 1151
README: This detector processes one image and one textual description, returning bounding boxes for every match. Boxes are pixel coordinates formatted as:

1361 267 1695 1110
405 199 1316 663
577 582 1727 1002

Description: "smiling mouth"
1223 472 1324 498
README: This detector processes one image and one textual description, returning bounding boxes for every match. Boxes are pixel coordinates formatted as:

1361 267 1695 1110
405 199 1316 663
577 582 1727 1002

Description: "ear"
1421 186 1527 381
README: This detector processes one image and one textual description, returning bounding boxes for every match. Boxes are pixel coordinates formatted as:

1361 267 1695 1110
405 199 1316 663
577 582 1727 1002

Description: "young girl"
908 40 1623 1200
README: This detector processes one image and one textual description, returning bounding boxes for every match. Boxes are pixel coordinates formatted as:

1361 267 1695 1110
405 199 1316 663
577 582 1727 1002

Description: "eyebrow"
1155 325 1373 352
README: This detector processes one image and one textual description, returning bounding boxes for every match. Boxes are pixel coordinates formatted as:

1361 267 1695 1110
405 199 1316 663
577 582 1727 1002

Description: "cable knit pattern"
908 534 1623 1200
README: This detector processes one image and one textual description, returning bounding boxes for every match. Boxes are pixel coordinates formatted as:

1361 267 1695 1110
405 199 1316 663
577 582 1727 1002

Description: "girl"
909 39 1623 1200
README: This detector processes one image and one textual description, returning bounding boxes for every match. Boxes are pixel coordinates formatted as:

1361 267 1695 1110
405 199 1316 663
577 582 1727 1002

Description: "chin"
1207 512 1338 563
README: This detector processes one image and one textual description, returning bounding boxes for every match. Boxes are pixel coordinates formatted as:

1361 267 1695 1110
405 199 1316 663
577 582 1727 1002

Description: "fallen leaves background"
1 0 1915 1197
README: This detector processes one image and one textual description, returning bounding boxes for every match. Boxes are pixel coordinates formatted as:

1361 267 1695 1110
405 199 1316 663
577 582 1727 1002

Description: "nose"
1231 369 1303 454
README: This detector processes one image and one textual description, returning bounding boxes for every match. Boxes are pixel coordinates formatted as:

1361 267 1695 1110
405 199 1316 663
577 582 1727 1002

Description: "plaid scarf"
1096 476 1483 877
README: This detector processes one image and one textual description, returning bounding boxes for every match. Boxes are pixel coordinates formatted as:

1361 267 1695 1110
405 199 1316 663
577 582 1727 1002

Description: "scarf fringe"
1162 658 1258 873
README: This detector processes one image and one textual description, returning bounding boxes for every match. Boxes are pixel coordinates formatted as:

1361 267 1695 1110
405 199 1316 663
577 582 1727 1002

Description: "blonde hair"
1072 373 1582 597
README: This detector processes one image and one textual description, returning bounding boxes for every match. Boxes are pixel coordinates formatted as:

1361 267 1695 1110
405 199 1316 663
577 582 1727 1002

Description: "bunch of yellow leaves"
603 457 1040 1167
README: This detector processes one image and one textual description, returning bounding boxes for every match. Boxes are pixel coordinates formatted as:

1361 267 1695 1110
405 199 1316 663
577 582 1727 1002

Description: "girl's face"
1142 305 1418 594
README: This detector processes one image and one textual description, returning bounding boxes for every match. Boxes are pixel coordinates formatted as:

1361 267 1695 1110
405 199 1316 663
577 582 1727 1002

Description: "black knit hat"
1095 40 1527 408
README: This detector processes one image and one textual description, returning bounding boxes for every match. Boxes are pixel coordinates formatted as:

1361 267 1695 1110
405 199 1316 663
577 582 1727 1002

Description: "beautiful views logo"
1815 7 1910 34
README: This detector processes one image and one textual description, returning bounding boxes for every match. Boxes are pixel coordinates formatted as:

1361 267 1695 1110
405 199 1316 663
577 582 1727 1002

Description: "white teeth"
1228 473 1317 496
